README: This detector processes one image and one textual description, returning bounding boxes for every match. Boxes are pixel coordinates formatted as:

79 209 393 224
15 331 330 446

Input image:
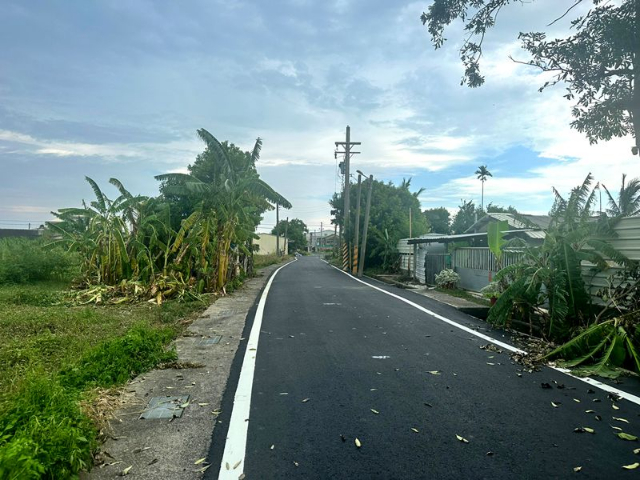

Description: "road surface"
207 256 640 479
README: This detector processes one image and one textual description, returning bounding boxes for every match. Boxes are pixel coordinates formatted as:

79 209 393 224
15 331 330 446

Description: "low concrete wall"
456 267 492 292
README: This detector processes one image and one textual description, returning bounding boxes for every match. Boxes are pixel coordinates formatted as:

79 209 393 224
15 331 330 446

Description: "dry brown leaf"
551 402 559 408
573 399 581 403
613 417 629 423
573 466 582 472
270 444 275 450
371 409 379 414
233 460 241 470
428 371 441 375
411 428 419 433
355 438 362 448
633 448 640 454
456 435 469 443
622 463 639 470
194 458 207 465
122 465 132 476
612 404 620 410
302 398 310 403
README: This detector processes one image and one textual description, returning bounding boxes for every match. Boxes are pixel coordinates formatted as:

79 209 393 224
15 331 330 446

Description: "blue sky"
1 0 638 233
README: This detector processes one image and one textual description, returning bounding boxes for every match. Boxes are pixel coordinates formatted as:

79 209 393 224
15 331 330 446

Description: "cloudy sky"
1 0 638 233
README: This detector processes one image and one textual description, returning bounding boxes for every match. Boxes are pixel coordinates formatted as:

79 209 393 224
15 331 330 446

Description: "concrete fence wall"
399 215 640 294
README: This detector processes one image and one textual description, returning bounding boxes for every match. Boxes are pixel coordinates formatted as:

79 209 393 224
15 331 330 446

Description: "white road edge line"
328 262 640 406
218 259 296 480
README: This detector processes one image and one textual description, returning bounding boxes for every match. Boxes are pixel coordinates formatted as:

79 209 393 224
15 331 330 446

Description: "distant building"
306 229 336 252
0 227 44 239
254 233 288 255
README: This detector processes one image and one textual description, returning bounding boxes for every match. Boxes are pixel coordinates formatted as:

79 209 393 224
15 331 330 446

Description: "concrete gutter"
85 263 282 480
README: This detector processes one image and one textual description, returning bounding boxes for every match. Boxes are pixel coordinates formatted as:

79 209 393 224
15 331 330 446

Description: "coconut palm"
602 174 640 217
475 165 492 211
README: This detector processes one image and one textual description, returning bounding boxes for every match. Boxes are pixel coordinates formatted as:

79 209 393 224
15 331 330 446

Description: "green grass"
435 287 491 306
0 281 208 478
253 253 291 270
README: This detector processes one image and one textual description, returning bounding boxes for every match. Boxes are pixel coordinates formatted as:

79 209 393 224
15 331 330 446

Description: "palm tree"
602 174 640 217
475 165 492 211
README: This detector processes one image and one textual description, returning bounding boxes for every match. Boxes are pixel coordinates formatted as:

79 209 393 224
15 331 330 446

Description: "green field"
0 280 207 479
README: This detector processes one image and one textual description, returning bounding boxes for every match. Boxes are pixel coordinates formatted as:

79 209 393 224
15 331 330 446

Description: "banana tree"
155 129 291 291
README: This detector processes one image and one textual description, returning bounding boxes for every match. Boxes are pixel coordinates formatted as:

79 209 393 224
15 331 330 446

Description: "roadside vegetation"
0 129 291 478
484 175 640 377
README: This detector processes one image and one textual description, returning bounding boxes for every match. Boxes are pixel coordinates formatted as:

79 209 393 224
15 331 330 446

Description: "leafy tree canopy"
424 207 451 234
272 218 309 251
421 0 640 151
330 179 429 269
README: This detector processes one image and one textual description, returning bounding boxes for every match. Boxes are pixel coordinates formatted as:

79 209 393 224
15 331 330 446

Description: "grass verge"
253 253 292 270
0 281 208 479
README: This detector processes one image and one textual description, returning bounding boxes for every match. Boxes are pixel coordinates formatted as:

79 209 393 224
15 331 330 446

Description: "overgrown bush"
0 375 95 479
59 325 177 390
0 238 78 285
435 268 459 289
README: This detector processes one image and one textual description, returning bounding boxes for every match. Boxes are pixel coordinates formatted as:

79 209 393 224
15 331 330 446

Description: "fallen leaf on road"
428 371 441 375
595 415 602 421
121 466 132 476
612 404 620 410
487 451 494 456
197 465 211 473
583 427 595 434
180 402 189 408
302 398 310 403
198 403 209 406
424 403 433 408
574 399 581 403
551 402 560 408
194 458 207 465
233 460 241 469
618 432 638 441
371 409 379 414
411 428 419 433
585 410 595 413
573 466 582 472
613 417 629 423
355 438 362 448
279 393 288 395
270 444 275 450
370 388 377 391
633 448 640 454
456 435 469 443
293 461 299 467
622 463 639 470
225 462 230 470
486 362 495 366
148 458 158 466
612 426 623 431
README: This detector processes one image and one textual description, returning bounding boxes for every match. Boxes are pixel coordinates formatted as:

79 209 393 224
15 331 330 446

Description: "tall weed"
0 238 78 285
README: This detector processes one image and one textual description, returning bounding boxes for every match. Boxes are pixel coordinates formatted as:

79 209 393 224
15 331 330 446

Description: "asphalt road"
208 256 640 479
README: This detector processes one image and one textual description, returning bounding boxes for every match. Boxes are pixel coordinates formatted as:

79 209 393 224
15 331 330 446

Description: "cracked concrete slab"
85 264 280 480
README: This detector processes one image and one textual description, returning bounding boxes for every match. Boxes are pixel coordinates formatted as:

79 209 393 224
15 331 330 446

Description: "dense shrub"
0 238 78 285
435 268 460 289
0 375 95 479
59 325 177 390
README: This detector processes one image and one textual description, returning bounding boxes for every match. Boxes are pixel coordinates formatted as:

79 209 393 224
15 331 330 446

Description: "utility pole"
353 173 362 274
409 207 412 238
284 217 289 255
276 203 280 256
320 221 323 250
358 174 374 278
335 125 360 271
